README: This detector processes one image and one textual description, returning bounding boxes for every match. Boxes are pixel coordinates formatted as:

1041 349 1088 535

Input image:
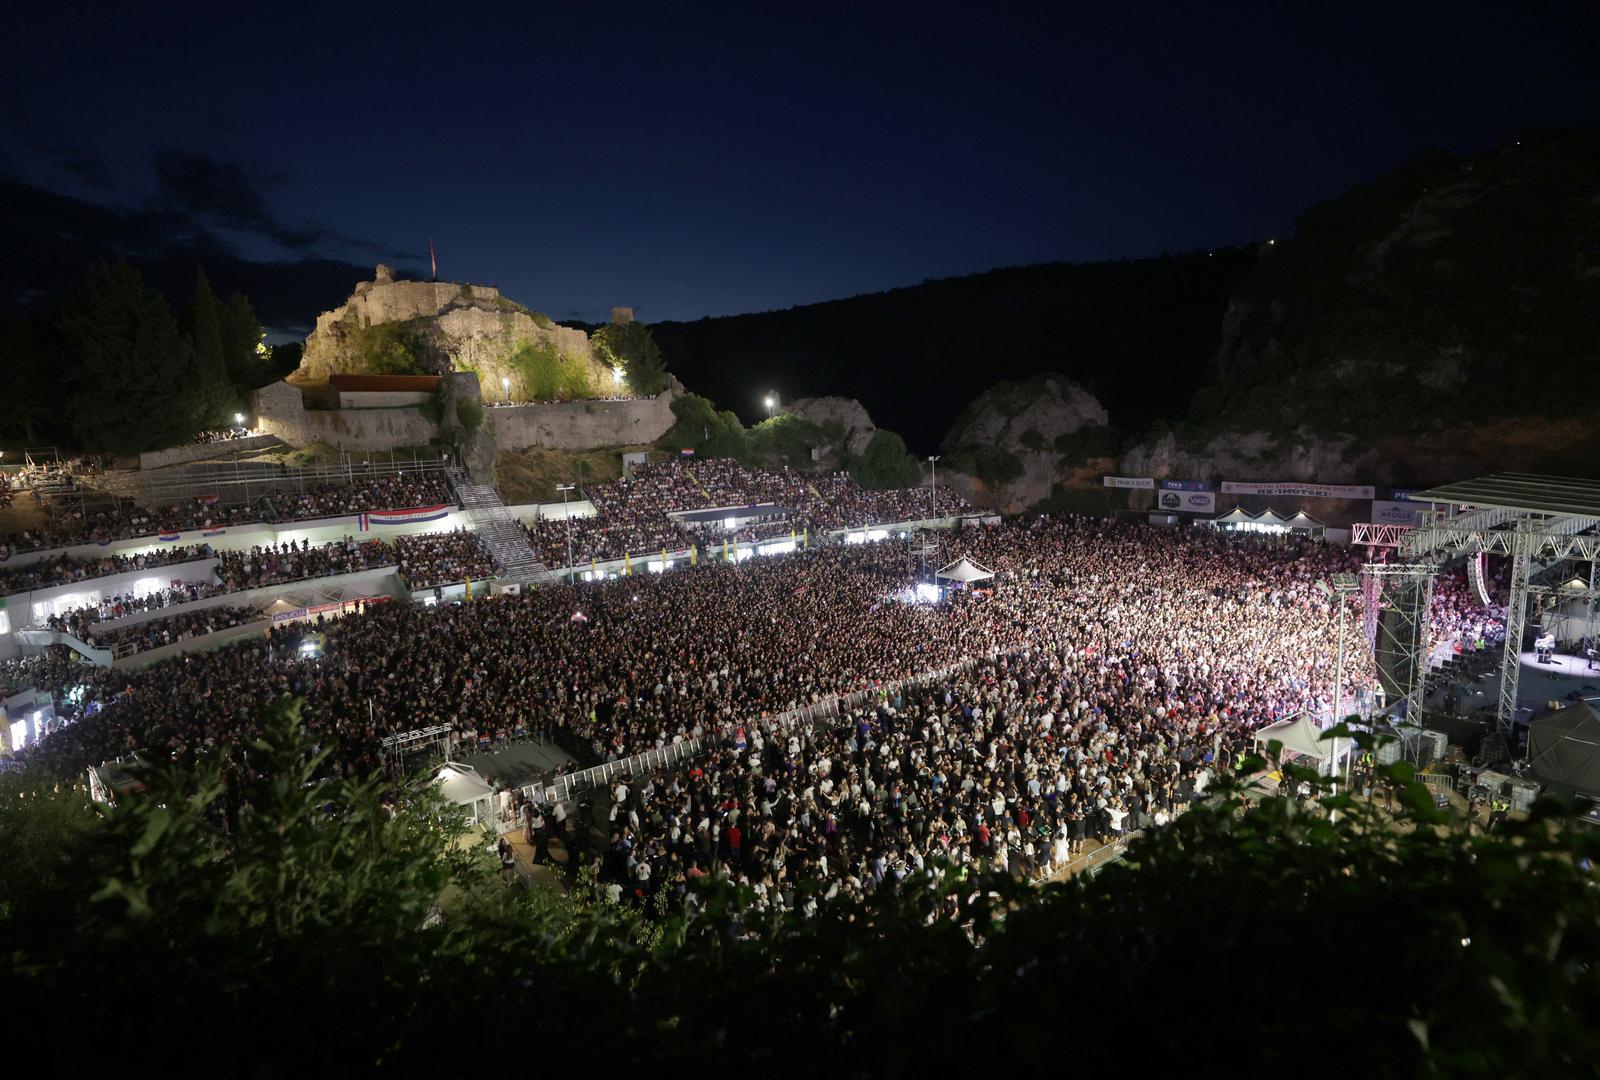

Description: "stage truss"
1398 475 1600 737
381 724 454 774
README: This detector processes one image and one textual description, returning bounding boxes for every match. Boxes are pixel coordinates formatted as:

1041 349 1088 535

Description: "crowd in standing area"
523 458 970 566
21 519 1392 824
215 537 393 590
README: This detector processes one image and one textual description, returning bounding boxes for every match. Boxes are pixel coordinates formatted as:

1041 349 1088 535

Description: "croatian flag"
195 494 220 506
360 505 450 531
680 448 695 457
735 727 747 751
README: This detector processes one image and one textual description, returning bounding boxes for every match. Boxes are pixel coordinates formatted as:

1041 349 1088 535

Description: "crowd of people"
522 458 971 567
0 544 214 596
19 518 1397 891
69 605 265 657
1429 563 1508 662
2 472 454 553
180 428 258 445
40 581 230 632
215 538 394 591
394 529 495 589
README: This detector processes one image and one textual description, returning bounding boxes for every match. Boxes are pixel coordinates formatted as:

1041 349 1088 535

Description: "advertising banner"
1157 490 1217 514
1103 476 1155 490
1220 482 1375 499
1160 479 1211 492
1370 500 1424 526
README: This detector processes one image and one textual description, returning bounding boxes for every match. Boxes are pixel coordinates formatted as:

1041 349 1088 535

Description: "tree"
188 266 234 423
60 260 207 453
593 320 669 396
0 315 63 446
849 429 922 489
660 393 748 460
218 292 266 388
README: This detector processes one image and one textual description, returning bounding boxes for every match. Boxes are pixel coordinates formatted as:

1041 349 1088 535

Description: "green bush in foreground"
2 712 1595 1074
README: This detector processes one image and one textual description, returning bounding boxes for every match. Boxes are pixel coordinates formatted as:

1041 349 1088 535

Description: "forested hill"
644 252 1254 454
1189 124 1600 436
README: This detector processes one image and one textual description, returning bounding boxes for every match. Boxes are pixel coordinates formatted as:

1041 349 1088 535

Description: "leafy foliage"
944 445 1023 484
507 338 593 401
60 260 209 453
455 399 485 431
344 321 429 376
660 393 749 460
2 714 1598 1072
746 413 826 468
849 428 923 489
593 320 669 396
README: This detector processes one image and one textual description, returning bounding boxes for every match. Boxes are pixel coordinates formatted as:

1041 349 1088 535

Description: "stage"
1520 650 1600 680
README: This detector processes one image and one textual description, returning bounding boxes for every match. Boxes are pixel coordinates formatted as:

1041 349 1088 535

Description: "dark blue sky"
2 1 1596 331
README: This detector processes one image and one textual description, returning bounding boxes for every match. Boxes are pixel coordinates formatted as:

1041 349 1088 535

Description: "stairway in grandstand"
447 467 556 589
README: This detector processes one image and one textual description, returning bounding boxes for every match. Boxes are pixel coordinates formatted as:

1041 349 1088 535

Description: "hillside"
1188 125 1600 437
646 251 1253 453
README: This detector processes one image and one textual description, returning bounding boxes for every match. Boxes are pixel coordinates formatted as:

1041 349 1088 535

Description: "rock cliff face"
292 266 610 397
782 396 877 458
940 374 1112 513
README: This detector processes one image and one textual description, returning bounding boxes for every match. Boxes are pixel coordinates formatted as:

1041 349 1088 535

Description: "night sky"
2 2 1595 335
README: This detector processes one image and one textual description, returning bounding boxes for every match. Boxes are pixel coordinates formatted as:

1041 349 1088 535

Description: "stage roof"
1410 473 1600 518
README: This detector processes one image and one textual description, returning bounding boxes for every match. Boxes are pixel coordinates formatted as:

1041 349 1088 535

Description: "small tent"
1254 714 1344 775
1527 701 1600 796
1285 510 1325 537
1254 509 1290 528
936 557 996 584
1214 506 1255 528
430 762 497 822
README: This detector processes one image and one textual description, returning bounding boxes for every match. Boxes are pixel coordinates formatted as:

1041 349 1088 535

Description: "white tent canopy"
936 557 996 584
1254 714 1332 759
1215 506 1255 525
1254 508 1289 526
430 762 496 820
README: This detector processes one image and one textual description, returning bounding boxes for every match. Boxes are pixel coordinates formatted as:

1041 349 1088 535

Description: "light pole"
928 455 940 519
501 376 510 403
1328 573 1362 797
556 483 576 585
764 394 776 418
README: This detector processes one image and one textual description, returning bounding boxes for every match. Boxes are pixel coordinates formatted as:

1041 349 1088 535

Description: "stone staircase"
448 468 556 589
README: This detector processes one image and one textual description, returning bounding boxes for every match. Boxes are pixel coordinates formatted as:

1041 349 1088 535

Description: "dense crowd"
180 428 257 445
22 518 1388 821
1429 564 1508 662
3 472 454 553
41 581 229 632
0 545 214 596
524 459 970 566
73 605 265 657
394 529 495 589
216 537 394 590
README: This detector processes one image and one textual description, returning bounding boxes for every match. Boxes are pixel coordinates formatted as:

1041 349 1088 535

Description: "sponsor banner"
359 504 451 531
1160 479 1211 492
1102 476 1155 490
1220 481 1375 499
202 528 227 537
1391 488 1426 502
1371 499 1424 527
1157 490 1217 514
157 533 182 542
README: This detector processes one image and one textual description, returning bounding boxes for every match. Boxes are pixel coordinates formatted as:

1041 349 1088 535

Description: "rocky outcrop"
940 374 1112 513
438 372 496 481
292 268 611 398
782 396 877 458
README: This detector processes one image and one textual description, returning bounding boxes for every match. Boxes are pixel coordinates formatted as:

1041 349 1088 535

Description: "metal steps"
447 468 557 588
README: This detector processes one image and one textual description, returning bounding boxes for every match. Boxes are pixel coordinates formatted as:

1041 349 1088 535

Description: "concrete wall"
488 395 675 451
139 434 277 470
254 380 438 452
